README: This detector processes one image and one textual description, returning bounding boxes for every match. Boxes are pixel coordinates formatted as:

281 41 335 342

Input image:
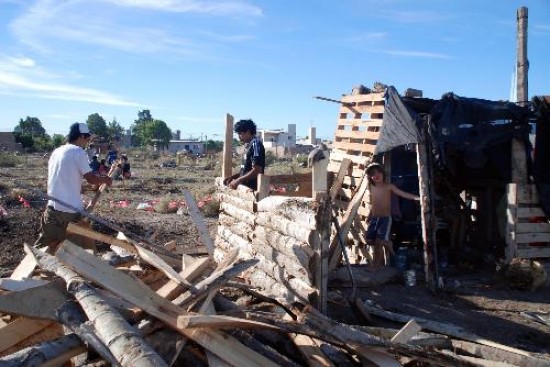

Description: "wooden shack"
215 86 550 309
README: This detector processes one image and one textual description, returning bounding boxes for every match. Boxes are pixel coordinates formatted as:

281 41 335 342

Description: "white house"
258 124 296 156
167 140 205 155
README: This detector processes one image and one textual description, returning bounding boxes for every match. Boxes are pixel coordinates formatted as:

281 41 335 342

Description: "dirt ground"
1 154 549 357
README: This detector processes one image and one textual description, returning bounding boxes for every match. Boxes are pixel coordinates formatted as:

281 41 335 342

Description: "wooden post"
512 7 528 184
506 183 518 263
416 117 437 290
256 174 270 201
223 113 234 180
313 195 330 314
311 157 329 198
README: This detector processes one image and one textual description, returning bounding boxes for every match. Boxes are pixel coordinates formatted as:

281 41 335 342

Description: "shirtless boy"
365 163 420 267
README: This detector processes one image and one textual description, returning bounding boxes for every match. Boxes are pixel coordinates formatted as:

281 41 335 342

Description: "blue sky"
1 0 549 141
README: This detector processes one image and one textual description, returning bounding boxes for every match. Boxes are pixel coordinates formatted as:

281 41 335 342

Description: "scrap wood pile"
1 231 549 367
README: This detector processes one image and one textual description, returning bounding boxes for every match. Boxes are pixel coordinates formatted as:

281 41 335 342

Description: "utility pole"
512 6 528 184
516 7 528 107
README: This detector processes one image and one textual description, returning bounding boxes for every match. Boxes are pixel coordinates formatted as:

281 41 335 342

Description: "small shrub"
0 153 22 168
201 199 220 217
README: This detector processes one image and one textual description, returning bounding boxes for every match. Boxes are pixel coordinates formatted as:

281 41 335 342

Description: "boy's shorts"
366 216 392 242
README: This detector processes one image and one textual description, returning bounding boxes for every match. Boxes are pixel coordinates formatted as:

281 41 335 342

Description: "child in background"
98 159 108 176
365 163 420 268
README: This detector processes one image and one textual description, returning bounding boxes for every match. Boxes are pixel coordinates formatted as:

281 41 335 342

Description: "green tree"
34 135 53 152
107 117 125 142
86 113 108 138
52 134 65 148
14 117 46 137
205 139 223 152
135 110 153 124
12 117 47 151
133 119 172 148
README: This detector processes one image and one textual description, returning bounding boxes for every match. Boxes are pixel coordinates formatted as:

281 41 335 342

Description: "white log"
26 244 168 367
256 212 314 244
254 225 314 264
220 202 255 225
218 193 255 212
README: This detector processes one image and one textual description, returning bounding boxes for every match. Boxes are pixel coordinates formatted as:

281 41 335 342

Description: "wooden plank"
391 320 422 343
0 278 48 291
516 207 547 218
341 93 385 103
516 184 539 203
332 141 377 154
329 151 370 166
268 173 311 185
336 118 383 128
9 247 47 280
334 129 380 140
329 158 351 200
516 232 550 243
0 282 67 320
506 183 518 263
0 317 54 354
66 222 136 254
359 300 542 359
256 174 270 201
328 173 369 270
516 222 550 233
56 241 277 367
517 247 550 259
182 189 215 257
417 140 436 289
223 113 234 180
312 155 329 198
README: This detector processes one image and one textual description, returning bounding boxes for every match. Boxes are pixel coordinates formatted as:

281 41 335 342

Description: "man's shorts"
366 216 392 242
35 206 81 247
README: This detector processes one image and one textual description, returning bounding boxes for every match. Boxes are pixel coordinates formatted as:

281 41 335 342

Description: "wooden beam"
223 113 234 180
182 189 215 258
0 317 54 354
328 173 369 270
55 241 279 367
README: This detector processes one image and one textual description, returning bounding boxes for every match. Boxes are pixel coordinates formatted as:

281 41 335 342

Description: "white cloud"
9 0 257 57
380 10 452 24
377 49 451 59
104 0 262 16
0 56 139 106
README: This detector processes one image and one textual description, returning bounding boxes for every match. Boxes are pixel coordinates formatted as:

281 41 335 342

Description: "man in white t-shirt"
35 122 113 253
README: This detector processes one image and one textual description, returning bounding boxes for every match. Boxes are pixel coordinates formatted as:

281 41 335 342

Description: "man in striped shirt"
224 119 265 190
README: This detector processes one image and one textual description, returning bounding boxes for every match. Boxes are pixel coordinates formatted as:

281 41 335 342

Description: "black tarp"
374 86 423 155
532 96 550 217
376 87 532 183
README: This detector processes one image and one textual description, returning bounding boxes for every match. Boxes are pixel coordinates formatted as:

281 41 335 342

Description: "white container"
405 270 416 287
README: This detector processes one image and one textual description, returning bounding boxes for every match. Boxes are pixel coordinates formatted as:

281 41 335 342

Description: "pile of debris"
1 227 549 367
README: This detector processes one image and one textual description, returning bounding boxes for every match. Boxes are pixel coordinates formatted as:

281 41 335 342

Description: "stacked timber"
506 183 550 262
214 178 321 306
1 217 548 366
327 88 385 262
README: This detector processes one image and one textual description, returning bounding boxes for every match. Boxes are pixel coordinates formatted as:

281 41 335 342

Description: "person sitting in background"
89 155 100 173
121 155 131 179
98 159 109 176
112 155 131 180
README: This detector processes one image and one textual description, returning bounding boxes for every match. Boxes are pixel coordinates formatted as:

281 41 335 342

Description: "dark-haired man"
35 122 112 253
224 119 265 190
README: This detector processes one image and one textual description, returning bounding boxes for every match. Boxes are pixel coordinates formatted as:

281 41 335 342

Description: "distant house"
168 140 205 155
258 124 296 156
0 132 22 152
